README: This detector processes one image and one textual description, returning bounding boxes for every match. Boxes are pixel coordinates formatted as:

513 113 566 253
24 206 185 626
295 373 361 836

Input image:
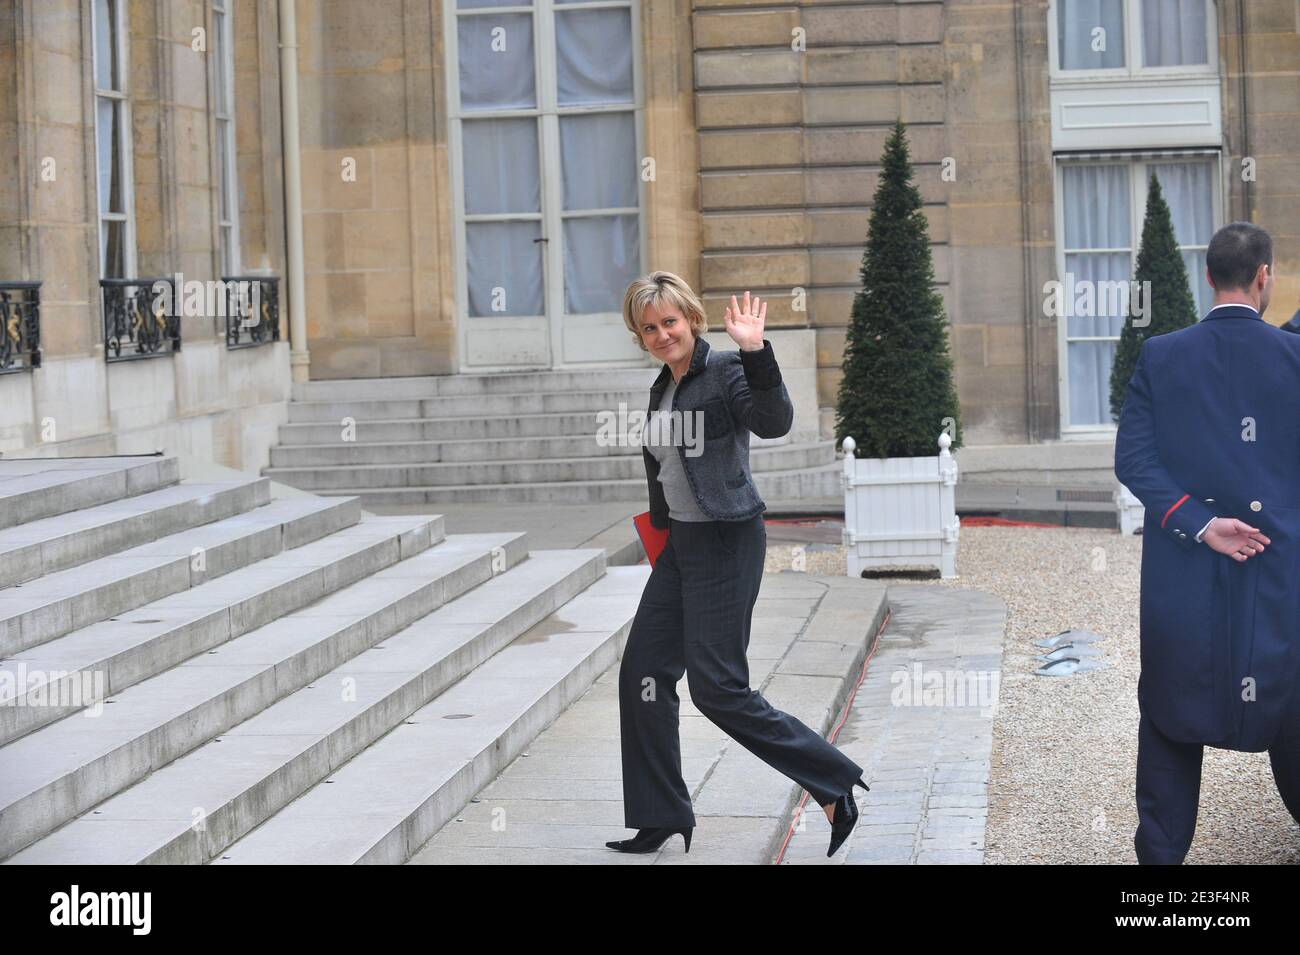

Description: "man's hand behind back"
1203 518 1271 562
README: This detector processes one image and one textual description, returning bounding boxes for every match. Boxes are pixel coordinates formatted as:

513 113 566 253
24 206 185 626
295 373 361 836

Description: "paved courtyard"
779 585 1002 865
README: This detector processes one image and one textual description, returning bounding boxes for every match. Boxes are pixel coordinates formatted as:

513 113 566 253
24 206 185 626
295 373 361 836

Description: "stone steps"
277 412 612 445
212 566 647 864
294 461 843 508
0 456 178 531
0 495 359 658
270 370 837 508
0 525 527 860
269 432 804 468
0 454 651 864
291 367 657 401
286 390 652 424
0 513 441 747
263 442 835 491
0 477 268 589
4 547 612 864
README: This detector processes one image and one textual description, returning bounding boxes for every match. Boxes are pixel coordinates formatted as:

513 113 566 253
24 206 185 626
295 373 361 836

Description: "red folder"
633 511 669 568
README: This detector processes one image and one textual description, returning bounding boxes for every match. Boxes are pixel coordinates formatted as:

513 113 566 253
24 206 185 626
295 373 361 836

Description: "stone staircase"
0 454 647 864
264 370 842 507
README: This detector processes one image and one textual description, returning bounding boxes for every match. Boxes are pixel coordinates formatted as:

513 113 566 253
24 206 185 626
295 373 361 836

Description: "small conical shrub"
835 120 960 458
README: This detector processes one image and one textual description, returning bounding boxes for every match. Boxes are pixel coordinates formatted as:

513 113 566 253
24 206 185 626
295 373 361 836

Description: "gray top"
642 374 712 522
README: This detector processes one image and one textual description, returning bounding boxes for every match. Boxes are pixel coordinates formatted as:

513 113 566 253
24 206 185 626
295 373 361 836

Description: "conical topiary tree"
1109 173 1199 421
835 120 960 458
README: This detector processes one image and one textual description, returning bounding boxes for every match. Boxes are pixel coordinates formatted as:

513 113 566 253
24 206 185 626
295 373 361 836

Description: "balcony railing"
221 274 280 349
101 277 181 361
0 281 41 374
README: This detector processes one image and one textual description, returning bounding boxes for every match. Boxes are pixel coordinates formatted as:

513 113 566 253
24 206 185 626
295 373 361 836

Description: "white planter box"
841 433 959 579
1115 482 1144 535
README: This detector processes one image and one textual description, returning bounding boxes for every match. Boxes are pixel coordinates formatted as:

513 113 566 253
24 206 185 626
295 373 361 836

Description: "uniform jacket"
642 336 794 529
1115 303 1300 750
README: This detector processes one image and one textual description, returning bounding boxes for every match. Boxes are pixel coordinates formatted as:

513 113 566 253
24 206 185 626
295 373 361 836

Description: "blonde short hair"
622 271 708 351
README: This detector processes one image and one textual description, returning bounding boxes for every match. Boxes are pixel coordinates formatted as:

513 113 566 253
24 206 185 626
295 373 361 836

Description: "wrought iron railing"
101 277 181 360
0 281 41 373
221 274 280 349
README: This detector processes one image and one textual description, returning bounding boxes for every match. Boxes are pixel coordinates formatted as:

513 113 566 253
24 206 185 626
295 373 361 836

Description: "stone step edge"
300 461 843 497
270 435 804 453
0 478 271 590
288 386 657 408
292 368 655 394
0 457 179 532
278 410 616 430
0 495 363 660
264 442 833 474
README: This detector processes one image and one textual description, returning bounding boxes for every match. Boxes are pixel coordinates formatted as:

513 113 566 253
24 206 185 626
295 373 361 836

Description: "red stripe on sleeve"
1160 494 1189 528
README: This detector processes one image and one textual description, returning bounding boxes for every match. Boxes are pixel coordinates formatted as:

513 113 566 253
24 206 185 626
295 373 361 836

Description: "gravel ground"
764 524 1300 864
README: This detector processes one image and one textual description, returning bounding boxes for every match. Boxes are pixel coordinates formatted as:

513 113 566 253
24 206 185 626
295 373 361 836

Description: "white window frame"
91 0 138 279
1048 0 1218 82
211 0 242 277
443 0 648 372
1053 151 1223 436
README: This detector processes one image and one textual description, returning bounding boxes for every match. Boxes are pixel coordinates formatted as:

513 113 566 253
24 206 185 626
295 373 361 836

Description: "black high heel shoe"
605 826 693 854
825 777 870 858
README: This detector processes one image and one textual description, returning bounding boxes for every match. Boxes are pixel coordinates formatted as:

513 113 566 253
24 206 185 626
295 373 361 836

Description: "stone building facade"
1 0 1296 467
2 0 291 468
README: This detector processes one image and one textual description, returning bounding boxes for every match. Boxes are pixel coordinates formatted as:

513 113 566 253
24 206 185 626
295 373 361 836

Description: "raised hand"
723 291 765 352
1203 518 1270 562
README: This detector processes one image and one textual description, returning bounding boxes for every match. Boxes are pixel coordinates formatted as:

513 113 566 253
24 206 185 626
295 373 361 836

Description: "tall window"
1053 0 1212 74
448 0 645 368
92 0 135 278
1057 156 1218 428
212 0 241 275
1060 164 1130 427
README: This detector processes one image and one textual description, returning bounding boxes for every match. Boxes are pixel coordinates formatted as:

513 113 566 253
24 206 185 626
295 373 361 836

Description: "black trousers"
617 514 865 828
1134 682 1300 864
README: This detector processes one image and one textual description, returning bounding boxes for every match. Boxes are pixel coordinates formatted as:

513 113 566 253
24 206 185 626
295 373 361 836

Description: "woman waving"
605 271 868 858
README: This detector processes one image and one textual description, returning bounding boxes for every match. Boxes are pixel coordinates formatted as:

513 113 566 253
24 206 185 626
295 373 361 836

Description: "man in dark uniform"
1115 221 1300 864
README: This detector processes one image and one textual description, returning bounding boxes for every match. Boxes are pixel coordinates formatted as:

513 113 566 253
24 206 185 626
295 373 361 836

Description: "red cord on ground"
762 517 840 526
955 516 1060 529
764 516 1065 529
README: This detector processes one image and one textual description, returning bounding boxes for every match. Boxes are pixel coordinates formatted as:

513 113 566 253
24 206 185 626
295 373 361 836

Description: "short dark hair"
1206 221 1273 292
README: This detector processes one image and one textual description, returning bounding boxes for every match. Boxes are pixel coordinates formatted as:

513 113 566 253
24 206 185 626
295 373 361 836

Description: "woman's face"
639 301 695 366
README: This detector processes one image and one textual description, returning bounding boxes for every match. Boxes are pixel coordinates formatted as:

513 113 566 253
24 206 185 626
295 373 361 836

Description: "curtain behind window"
462 119 543 317
1063 164 1131 425
1150 161 1215 315
1058 0 1126 69
555 7 638 314
457 2 639 320
458 14 536 111
1142 0 1207 66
